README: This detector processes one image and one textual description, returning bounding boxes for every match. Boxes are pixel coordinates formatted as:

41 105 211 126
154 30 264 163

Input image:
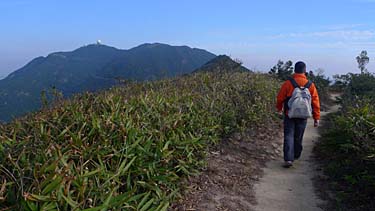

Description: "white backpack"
287 78 313 119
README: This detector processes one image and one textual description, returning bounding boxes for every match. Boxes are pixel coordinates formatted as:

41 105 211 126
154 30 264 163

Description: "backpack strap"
284 97 291 111
304 80 313 89
288 77 299 88
285 78 298 111
289 77 313 89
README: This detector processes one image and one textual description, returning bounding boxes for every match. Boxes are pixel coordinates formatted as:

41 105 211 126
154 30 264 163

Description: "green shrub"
306 71 331 107
0 72 279 210
316 73 375 210
336 73 375 103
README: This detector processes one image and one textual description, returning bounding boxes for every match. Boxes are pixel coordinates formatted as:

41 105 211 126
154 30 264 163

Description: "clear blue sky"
1 0 375 78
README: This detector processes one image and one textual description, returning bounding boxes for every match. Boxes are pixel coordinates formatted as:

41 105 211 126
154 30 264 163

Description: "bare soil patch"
172 122 282 211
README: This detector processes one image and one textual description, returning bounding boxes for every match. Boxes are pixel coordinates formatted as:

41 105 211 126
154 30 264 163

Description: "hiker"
276 61 320 168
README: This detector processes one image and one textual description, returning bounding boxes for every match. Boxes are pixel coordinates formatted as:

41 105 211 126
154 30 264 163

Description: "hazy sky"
1 0 375 78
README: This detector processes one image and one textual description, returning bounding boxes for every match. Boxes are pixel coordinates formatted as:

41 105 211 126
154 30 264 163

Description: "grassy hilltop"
0 71 279 210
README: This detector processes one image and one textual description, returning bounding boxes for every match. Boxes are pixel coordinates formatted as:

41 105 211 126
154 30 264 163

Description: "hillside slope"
0 71 279 210
0 43 215 122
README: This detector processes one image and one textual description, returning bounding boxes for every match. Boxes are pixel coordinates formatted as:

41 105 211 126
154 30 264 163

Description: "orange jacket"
276 73 320 120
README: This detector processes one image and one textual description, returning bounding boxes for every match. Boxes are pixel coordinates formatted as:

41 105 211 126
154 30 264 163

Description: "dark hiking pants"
283 116 307 162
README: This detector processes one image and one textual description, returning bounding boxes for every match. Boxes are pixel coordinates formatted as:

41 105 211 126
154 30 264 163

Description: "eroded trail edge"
173 123 283 211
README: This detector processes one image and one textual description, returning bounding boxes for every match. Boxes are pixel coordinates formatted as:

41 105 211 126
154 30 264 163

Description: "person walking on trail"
276 61 320 168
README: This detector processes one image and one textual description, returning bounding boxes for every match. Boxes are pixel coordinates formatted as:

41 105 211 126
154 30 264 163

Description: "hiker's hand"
277 111 283 119
314 120 320 127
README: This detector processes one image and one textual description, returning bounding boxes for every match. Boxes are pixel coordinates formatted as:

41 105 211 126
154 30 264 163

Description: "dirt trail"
175 97 340 211
173 124 283 211
251 101 339 211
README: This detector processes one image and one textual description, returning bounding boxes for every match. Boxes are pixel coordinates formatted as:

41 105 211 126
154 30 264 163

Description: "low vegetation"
306 70 331 108
0 71 279 210
315 72 375 210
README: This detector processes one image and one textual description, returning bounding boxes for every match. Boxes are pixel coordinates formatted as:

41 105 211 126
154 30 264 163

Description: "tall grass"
0 72 279 210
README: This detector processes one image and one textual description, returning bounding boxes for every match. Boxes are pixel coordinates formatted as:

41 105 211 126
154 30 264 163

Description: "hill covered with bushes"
0 43 216 122
0 71 279 210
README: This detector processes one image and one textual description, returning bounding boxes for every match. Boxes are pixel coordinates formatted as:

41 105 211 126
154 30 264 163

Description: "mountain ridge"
0 43 216 122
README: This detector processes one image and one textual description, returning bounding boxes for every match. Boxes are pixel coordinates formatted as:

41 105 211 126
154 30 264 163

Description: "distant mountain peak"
133 43 199 50
132 43 175 50
141 43 165 47
194 55 250 73
76 44 118 51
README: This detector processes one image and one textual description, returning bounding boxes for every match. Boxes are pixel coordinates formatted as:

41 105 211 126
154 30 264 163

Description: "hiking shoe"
283 161 293 168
